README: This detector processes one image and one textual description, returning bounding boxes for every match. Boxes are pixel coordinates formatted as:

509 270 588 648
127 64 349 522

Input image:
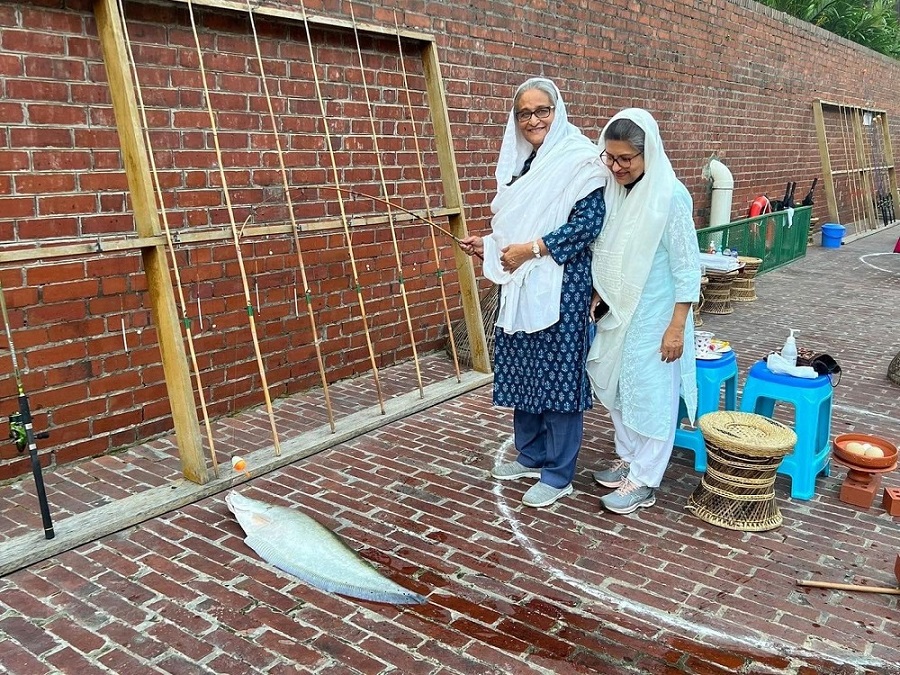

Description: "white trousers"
609 369 681 488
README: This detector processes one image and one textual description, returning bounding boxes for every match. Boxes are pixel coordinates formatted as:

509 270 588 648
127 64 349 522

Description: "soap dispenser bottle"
781 329 798 366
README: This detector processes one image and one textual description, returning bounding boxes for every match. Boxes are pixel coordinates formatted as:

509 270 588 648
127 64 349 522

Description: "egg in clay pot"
863 445 885 458
844 441 868 455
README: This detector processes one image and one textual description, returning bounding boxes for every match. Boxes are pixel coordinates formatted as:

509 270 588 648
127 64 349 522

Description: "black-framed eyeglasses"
515 106 555 123
600 150 643 169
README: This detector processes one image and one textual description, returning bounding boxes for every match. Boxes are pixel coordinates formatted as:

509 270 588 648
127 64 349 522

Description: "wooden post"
813 101 839 225
94 0 208 484
421 41 490 374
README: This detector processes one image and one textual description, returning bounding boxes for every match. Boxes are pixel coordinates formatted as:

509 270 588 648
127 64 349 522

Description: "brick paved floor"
1 226 899 674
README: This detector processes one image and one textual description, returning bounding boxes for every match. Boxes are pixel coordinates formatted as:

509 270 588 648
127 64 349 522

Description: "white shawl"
586 109 679 407
483 79 605 334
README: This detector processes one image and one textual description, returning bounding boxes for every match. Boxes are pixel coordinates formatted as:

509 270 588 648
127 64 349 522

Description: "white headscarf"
483 78 605 334
587 108 679 401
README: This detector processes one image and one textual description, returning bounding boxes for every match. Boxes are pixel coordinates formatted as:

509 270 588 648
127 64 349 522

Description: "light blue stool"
738 360 832 500
675 350 739 472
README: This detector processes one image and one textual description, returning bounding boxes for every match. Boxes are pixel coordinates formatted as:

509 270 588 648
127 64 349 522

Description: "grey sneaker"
491 460 541 481
593 459 630 488
522 481 573 508
600 480 655 514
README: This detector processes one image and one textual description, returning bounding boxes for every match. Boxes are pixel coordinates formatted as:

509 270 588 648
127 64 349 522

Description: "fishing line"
186 0 283 453
394 10 461 383
349 1 424 398
246 0 336 431
299 0 386 414
119 0 220 474
0 283 54 539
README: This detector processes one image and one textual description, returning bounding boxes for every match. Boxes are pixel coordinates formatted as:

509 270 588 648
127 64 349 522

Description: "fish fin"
243 534 426 605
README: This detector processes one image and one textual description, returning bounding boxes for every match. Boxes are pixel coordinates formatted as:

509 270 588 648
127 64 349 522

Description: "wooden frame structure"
813 99 900 239
94 0 487 481
0 0 494 572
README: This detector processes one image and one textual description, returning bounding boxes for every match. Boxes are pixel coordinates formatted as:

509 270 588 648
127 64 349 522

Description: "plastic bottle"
781 329 798 366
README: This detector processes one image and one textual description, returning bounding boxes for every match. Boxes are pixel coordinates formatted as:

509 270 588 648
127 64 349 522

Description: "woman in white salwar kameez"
586 109 700 515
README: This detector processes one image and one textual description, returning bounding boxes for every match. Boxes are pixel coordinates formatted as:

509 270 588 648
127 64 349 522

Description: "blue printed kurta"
493 187 605 413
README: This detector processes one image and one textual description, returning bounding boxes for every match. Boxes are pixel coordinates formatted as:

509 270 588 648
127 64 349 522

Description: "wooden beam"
813 100 839 225
421 41 490 374
0 370 493 577
0 207 461 264
94 0 207 484
168 0 433 42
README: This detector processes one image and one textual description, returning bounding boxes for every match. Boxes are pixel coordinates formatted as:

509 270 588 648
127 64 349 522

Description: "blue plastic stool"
675 350 739 472
738 360 833 500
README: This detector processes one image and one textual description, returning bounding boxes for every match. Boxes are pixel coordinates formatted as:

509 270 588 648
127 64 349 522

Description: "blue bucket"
821 223 845 248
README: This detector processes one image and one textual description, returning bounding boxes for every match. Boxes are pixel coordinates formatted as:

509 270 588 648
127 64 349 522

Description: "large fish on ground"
225 490 426 605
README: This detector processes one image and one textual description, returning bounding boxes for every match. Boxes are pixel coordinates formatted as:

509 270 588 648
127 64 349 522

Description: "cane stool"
738 360 833 500
687 411 796 532
675 350 739 472
701 269 739 315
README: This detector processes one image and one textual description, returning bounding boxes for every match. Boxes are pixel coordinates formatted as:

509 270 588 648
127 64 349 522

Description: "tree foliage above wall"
760 0 900 58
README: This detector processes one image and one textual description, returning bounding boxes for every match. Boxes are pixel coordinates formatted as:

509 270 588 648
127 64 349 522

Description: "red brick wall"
1 0 898 477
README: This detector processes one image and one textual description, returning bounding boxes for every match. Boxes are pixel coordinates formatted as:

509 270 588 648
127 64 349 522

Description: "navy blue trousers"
514 409 584 488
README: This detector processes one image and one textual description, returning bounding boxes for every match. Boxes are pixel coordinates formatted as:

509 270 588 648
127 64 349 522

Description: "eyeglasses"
515 106 555 123
600 150 643 169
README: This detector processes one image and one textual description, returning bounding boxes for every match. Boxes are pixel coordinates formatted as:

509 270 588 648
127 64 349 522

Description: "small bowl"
833 433 898 469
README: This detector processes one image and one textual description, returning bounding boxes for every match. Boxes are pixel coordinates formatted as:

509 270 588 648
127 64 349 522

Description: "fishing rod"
0 283 54 539
325 186 484 260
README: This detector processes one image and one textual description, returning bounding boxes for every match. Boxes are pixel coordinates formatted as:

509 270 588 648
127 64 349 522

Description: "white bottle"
781 329 798 366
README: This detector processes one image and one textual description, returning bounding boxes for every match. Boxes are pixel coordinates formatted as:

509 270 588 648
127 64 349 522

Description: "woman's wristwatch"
532 240 542 258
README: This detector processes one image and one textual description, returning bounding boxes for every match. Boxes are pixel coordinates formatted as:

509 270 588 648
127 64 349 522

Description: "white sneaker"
592 459 630 488
491 460 541 481
522 481 573 508
600 480 655 514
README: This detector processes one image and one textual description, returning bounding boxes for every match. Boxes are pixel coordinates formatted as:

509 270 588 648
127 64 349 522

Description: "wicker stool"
701 269 739 315
687 411 796 532
889 350 900 386
732 256 762 302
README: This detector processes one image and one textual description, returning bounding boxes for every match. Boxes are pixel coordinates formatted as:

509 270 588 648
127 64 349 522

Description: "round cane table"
687 411 796 531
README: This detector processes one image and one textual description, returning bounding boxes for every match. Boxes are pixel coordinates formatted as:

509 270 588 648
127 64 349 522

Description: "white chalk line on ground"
490 437 887 669
859 252 900 275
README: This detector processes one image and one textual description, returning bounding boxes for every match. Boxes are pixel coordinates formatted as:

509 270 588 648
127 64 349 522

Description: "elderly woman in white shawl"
459 78 605 508
587 109 700 515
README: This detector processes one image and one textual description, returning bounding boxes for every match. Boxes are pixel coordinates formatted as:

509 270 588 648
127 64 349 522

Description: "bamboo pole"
299 0 385 414
797 579 900 595
118 0 219 476
246 0 336 433
349 1 424 399
394 10 460 383
186 0 282 453
838 105 863 235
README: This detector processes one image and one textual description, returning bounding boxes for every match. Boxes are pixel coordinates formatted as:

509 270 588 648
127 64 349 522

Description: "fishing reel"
8 413 49 452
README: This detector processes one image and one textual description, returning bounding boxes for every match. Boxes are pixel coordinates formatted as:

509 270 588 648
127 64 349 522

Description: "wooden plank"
0 207 462 264
813 100 839 225
818 100 885 115
167 0 432 42
421 42 490 374
0 370 493 577
94 0 207 484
